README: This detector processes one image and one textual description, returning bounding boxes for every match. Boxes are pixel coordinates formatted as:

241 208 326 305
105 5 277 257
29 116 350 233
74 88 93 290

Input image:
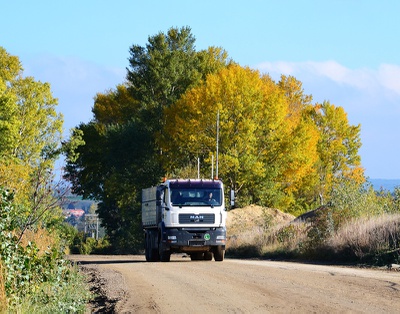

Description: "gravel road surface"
68 255 400 313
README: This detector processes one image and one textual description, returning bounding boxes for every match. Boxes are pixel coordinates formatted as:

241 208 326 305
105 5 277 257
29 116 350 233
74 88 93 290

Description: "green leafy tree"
310 101 364 205
0 47 64 233
127 26 229 133
64 120 161 252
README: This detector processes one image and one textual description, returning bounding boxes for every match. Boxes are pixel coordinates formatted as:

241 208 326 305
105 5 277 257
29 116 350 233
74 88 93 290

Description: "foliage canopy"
63 27 365 251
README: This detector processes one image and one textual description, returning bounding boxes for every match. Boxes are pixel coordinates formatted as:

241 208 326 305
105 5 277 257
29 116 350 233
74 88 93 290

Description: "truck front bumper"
162 227 226 251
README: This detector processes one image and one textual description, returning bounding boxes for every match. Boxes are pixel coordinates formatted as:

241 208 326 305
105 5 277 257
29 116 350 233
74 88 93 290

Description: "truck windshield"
170 188 222 207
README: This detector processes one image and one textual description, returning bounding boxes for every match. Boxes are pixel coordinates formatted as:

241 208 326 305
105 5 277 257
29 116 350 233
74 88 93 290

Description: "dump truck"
142 179 227 262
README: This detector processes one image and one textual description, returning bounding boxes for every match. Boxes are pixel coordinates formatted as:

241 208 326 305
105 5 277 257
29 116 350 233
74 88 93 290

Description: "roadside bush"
299 209 335 255
262 222 307 256
70 231 112 255
57 222 80 254
329 179 386 224
17 263 90 313
0 187 91 311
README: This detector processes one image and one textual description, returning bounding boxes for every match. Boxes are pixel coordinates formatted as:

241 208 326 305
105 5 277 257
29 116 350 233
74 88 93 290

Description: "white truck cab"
142 179 227 262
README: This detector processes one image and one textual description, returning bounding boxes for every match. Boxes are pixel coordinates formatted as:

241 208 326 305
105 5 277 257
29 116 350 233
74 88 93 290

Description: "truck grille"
179 213 215 224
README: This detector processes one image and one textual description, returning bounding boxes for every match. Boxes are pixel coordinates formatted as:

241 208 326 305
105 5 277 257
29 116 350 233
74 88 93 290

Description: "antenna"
216 110 219 179
211 154 214 179
197 157 200 179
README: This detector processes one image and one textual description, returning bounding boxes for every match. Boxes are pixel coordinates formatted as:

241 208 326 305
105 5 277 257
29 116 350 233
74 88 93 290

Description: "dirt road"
69 255 400 313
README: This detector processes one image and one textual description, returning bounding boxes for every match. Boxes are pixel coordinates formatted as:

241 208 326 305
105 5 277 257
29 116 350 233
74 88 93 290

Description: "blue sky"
2 0 400 179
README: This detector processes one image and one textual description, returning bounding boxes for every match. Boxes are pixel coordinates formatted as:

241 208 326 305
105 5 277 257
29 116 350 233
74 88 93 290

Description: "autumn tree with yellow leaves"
161 64 321 209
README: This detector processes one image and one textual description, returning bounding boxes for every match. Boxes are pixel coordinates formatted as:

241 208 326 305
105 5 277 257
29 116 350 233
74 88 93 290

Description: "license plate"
189 240 205 246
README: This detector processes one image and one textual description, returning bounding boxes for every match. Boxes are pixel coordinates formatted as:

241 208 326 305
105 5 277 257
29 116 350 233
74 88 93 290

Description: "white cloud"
24 55 125 95
378 63 400 95
256 60 400 179
257 60 400 95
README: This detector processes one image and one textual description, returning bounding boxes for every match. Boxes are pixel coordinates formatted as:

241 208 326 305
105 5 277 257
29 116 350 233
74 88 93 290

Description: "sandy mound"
226 205 295 247
227 205 294 231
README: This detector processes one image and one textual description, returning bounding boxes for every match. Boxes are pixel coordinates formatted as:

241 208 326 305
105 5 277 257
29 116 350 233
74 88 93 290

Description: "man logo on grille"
190 215 204 222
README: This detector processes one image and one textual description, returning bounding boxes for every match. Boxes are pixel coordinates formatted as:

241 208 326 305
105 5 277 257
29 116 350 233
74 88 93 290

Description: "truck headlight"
168 235 177 243
216 235 226 243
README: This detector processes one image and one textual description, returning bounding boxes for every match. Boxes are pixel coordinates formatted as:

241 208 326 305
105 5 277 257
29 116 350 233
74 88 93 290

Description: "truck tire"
145 231 159 262
159 249 171 262
213 246 224 261
204 252 213 261
190 252 203 261
158 237 171 262
145 234 151 262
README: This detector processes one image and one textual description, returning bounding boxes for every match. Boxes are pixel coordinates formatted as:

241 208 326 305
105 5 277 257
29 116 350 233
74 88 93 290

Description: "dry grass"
328 213 400 260
263 222 308 252
18 227 59 256
226 205 295 255
226 205 400 264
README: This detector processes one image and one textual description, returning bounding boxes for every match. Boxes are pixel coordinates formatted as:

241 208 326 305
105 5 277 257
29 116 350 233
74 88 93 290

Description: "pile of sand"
226 205 295 247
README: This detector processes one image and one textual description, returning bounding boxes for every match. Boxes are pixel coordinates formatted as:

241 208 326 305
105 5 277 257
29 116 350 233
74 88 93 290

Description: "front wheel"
204 252 213 261
190 252 203 261
158 236 171 262
213 246 224 261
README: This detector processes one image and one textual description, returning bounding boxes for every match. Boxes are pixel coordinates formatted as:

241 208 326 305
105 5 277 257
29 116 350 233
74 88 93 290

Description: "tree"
92 84 139 125
64 120 162 252
0 49 89 311
310 101 364 204
0 47 64 233
278 74 313 117
126 26 229 133
161 64 319 207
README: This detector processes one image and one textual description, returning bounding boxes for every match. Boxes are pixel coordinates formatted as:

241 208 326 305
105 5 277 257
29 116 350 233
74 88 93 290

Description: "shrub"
17 263 91 313
264 222 307 255
70 231 112 255
329 179 386 223
0 187 91 310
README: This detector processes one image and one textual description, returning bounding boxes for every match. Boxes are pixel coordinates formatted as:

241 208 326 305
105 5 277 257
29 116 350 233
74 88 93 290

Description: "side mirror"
230 188 235 209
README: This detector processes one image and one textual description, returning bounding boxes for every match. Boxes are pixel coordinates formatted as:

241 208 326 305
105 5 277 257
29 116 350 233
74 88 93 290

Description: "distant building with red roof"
63 209 85 218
